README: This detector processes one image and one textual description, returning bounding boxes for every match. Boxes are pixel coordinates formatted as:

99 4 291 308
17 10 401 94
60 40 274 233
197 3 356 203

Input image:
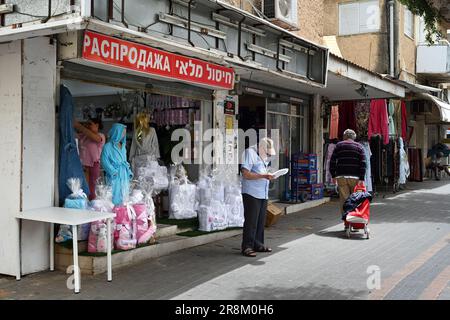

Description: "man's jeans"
336 177 359 214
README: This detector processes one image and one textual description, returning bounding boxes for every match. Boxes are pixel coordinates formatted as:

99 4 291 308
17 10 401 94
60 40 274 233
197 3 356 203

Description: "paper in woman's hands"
271 168 289 179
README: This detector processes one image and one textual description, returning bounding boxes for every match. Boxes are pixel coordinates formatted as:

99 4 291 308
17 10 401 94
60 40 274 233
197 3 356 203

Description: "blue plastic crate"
291 153 317 170
297 184 324 200
292 170 318 185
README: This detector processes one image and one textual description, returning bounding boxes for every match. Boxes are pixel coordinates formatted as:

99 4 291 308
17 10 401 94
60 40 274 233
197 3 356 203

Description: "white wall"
20 37 57 274
0 41 22 277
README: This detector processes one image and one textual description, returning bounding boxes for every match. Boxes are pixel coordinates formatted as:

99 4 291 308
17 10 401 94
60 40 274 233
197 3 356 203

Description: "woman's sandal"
255 246 272 253
242 248 257 257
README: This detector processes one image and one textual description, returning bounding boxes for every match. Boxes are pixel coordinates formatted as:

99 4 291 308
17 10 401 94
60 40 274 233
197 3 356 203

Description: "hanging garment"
129 127 160 173
408 148 423 182
58 85 90 205
101 123 133 206
385 138 395 178
398 138 410 184
391 100 402 138
325 143 336 184
368 99 389 145
338 101 357 140
401 101 408 140
388 100 396 136
329 105 339 140
362 142 373 192
370 135 383 185
354 100 371 141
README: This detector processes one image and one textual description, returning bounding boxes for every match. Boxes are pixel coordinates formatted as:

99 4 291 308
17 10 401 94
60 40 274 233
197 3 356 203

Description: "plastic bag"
168 164 197 219
198 200 228 232
169 183 197 219
225 185 245 228
136 160 169 194
88 183 115 253
56 178 90 243
114 204 137 250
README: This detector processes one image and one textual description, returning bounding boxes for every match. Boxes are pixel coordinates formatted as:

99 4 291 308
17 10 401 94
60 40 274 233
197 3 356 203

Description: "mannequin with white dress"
129 112 160 174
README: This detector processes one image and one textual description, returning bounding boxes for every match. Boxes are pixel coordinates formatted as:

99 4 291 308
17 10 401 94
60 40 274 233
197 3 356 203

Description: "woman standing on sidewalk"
240 138 276 257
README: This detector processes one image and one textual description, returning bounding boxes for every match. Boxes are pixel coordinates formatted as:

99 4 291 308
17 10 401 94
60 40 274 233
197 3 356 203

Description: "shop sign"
82 30 235 90
224 99 236 115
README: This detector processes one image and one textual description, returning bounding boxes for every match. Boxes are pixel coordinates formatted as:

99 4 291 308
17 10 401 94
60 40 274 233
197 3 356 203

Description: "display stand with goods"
168 164 197 219
56 178 90 243
290 153 324 203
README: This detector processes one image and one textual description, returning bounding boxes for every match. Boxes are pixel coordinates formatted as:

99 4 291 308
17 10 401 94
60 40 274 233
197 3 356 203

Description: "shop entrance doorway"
239 95 266 150
267 100 309 200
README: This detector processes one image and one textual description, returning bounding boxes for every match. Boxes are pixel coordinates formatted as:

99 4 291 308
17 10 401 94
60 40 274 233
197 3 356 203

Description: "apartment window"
404 7 414 39
339 0 380 36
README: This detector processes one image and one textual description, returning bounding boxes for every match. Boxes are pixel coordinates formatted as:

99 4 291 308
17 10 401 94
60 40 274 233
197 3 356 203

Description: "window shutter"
339 3 359 35
418 17 426 44
404 8 414 38
359 0 380 33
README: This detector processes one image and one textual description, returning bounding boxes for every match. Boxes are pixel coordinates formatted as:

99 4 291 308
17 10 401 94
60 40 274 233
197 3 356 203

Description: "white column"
0 40 22 277
311 94 324 183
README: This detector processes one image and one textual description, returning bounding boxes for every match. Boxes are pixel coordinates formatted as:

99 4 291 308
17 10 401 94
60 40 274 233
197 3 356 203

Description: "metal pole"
107 0 113 22
121 0 128 28
238 15 246 60
388 0 395 77
42 0 52 23
1 0 5 27
187 0 194 46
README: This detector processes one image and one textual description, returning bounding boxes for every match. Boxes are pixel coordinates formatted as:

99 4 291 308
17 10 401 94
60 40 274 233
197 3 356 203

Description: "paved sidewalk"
1 179 449 300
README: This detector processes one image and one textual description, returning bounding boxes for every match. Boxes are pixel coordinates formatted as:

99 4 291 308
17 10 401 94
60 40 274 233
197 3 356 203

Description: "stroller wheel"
365 226 370 239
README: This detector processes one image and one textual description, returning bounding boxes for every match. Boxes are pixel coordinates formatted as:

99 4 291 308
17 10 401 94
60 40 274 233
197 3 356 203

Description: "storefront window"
267 100 308 200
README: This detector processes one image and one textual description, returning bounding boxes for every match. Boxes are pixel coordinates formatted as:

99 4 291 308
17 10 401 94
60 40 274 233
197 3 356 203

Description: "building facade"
0 0 407 278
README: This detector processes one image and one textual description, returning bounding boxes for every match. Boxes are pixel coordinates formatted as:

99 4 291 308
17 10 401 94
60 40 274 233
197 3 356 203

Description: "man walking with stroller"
330 129 366 223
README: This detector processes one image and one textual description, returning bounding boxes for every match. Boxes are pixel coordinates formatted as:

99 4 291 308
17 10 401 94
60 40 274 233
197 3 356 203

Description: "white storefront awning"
419 93 450 123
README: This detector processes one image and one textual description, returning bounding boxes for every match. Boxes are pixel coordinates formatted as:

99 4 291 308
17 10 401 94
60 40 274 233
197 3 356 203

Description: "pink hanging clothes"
329 105 339 140
368 99 389 145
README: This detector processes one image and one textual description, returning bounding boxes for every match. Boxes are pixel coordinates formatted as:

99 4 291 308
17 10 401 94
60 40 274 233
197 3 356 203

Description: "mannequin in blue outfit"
101 123 133 205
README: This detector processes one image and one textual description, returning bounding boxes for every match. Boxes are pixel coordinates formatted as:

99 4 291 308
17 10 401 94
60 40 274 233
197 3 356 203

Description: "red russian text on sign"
82 30 235 90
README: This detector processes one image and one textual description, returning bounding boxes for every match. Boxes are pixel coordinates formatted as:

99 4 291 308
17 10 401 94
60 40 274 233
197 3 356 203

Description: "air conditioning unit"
263 0 298 30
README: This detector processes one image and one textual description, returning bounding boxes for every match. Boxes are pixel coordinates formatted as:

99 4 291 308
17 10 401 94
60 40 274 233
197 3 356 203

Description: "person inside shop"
101 123 133 206
330 129 366 224
240 137 276 257
74 118 105 200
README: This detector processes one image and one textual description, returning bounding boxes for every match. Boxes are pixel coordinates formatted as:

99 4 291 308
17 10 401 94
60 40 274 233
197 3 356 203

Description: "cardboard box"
265 203 283 227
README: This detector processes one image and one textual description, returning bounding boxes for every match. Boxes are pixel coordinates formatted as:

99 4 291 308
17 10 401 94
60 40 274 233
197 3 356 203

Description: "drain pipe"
388 0 395 77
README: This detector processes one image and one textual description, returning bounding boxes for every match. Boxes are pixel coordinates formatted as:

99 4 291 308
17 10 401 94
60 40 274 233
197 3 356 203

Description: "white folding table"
16 207 115 294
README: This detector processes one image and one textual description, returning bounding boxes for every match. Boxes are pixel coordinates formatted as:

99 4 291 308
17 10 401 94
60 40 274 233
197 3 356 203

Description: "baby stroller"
342 184 372 239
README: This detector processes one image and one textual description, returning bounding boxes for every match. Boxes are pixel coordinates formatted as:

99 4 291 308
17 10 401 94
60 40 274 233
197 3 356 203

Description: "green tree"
398 0 442 43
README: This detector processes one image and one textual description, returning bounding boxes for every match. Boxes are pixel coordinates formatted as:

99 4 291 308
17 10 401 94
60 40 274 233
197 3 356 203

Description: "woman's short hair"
343 129 356 140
